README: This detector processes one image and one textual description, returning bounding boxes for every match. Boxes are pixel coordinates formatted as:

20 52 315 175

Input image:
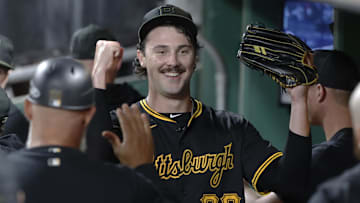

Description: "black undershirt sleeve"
86 84 144 163
86 88 119 162
258 131 312 203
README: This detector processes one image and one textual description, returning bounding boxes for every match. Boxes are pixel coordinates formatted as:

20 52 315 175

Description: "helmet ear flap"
27 57 94 110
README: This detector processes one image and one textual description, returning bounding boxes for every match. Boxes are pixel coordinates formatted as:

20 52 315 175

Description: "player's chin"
162 86 188 98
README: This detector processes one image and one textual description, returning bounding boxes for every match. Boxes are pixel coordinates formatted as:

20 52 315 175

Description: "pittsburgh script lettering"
154 143 234 188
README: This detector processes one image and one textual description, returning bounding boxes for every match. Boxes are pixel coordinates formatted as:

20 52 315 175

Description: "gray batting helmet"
28 57 94 110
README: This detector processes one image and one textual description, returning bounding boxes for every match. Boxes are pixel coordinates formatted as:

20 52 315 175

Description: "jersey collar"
139 98 203 127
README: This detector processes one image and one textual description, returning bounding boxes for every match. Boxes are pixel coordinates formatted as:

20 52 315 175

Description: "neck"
321 107 352 141
26 123 84 149
146 93 192 113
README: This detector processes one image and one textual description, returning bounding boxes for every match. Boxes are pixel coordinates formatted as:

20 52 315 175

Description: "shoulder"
311 164 360 202
202 104 247 125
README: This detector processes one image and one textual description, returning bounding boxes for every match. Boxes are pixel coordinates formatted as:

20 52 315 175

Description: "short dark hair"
134 4 200 77
134 22 200 77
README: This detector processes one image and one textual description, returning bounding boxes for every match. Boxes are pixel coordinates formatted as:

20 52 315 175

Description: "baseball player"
246 50 360 203
70 24 144 161
304 50 359 200
7 57 172 203
0 87 24 153
308 81 360 202
93 4 312 203
0 35 29 144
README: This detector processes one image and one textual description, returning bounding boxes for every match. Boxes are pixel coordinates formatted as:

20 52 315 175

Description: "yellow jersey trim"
150 124 158 129
251 152 283 194
187 99 203 127
139 99 203 126
140 100 176 123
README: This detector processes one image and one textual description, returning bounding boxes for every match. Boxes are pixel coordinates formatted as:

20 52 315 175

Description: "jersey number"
200 193 241 203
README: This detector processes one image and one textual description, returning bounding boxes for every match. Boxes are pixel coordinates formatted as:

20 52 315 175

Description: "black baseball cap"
70 24 116 60
0 35 14 70
313 50 360 91
138 4 197 42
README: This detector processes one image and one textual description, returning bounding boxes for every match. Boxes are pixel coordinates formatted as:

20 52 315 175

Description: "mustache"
160 66 185 73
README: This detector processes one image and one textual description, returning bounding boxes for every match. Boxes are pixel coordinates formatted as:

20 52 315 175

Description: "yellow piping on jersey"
140 100 176 123
187 99 203 127
139 99 203 126
150 124 158 129
251 152 283 195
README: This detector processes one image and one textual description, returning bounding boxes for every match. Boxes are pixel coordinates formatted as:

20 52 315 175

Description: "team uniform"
3 103 29 144
134 98 311 203
7 146 169 203
0 133 24 153
308 163 360 203
306 128 358 200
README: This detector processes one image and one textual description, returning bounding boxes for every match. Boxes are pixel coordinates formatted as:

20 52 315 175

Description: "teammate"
247 50 360 203
0 35 14 89
304 50 359 199
0 35 29 143
0 88 24 153
70 24 143 161
308 82 360 202
93 4 312 203
7 57 171 203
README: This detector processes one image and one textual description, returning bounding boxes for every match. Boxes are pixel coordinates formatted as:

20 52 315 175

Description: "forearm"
86 88 118 162
92 68 107 89
276 131 312 202
289 98 310 137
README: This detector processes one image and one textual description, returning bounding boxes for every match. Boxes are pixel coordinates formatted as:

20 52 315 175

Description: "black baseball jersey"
4 102 29 143
0 154 18 203
7 146 170 203
0 133 24 153
137 98 311 203
306 128 358 200
308 163 360 203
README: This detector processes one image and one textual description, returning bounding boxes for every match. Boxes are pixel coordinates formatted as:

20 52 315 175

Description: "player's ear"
136 50 146 67
317 84 327 103
24 99 33 121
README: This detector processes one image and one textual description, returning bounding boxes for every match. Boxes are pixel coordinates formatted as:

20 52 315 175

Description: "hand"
92 40 124 89
288 85 310 137
286 85 309 104
102 103 154 168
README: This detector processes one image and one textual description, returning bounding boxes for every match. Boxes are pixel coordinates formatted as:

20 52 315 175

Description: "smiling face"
137 26 196 100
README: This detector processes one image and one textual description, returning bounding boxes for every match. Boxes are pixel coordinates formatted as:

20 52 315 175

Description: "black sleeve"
105 83 144 105
240 118 311 203
257 131 312 203
86 84 144 163
86 88 119 163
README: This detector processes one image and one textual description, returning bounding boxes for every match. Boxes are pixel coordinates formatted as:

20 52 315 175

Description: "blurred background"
1 0 360 150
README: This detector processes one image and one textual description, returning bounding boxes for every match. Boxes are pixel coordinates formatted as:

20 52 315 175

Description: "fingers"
141 113 151 137
116 106 128 143
115 48 124 71
130 104 144 131
102 130 122 147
